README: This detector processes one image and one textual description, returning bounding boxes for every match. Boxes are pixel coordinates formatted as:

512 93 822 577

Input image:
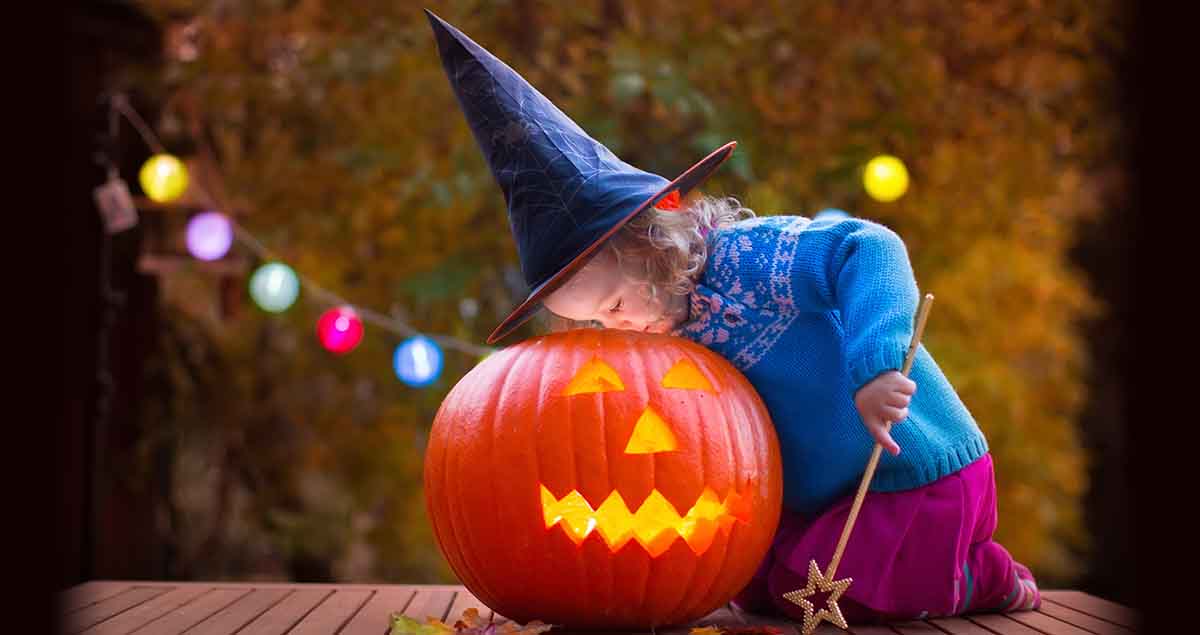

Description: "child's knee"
963 541 1040 613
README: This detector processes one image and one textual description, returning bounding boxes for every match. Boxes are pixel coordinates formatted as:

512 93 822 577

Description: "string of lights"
99 93 500 388
97 92 912 384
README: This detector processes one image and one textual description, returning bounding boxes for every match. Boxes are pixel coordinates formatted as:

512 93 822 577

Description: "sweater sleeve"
782 217 919 393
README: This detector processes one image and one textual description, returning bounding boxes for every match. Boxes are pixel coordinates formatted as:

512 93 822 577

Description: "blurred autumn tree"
130 0 1123 587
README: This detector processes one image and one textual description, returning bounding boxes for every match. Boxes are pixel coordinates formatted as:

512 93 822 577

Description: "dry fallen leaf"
496 618 553 635
392 608 555 635
454 608 487 630
389 614 454 635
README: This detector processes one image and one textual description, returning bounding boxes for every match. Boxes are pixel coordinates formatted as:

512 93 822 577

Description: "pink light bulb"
317 306 364 354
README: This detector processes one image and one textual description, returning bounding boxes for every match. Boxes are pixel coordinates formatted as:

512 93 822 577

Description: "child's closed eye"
610 298 623 313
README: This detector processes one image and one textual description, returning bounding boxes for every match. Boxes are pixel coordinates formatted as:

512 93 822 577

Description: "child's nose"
600 316 634 330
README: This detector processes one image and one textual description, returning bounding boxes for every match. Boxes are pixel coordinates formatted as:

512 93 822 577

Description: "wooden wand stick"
784 293 935 635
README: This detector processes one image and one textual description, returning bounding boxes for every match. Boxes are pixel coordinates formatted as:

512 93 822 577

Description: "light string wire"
110 93 499 358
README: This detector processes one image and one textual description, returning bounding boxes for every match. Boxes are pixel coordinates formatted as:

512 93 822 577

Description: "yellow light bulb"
863 154 910 202
138 154 189 203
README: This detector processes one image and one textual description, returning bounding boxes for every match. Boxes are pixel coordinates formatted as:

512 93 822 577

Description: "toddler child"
540 197 1041 622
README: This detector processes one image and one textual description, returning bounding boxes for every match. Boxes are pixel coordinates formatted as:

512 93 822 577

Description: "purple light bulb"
186 211 233 261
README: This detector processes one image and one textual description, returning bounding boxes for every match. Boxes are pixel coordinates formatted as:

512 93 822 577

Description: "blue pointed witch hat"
425 9 736 344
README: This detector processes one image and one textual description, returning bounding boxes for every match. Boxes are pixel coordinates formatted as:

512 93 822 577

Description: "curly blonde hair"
540 194 756 331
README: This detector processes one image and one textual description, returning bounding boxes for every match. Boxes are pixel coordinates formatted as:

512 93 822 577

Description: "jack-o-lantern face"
541 356 753 557
425 329 782 629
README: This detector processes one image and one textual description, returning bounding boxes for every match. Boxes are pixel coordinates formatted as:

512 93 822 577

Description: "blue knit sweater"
671 215 988 516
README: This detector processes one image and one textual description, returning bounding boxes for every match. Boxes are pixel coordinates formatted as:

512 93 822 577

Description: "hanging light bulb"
138 153 189 203
863 155 910 202
317 305 364 354
393 335 443 387
249 262 300 313
186 211 234 261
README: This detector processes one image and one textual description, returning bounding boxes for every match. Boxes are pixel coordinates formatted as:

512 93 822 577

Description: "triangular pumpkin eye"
661 358 714 392
624 406 678 454
563 357 626 396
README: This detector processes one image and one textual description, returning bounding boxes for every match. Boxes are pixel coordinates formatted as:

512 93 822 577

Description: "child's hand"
854 371 916 456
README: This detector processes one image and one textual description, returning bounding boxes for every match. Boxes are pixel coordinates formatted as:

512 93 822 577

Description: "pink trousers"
733 454 1040 622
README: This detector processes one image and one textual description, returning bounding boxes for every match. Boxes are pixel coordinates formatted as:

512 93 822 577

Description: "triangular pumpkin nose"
625 406 678 454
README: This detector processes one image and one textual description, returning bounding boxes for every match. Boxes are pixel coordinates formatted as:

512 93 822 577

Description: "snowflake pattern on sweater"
677 216 814 369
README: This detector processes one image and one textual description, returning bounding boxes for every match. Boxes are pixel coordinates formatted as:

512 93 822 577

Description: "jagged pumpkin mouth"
540 485 752 557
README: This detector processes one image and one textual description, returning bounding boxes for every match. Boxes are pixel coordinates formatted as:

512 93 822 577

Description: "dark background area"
56 0 1168 629
61 1 166 587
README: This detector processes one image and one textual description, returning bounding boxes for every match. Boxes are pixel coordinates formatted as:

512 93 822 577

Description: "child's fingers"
895 376 917 395
872 423 901 456
885 435 901 455
884 392 911 408
881 405 909 422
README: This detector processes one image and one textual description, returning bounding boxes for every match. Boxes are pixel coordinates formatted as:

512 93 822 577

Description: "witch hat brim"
487 140 736 344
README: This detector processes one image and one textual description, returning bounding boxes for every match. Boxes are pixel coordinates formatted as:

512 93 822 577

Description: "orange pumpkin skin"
424 329 783 628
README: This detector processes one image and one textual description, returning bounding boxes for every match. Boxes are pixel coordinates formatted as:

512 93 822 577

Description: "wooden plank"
1006 610 1097 635
1035 601 1136 635
184 587 291 635
135 587 251 634
400 586 459 622
708 603 890 634
728 602 803 635
236 588 334 635
58 582 133 614
63 581 457 591
891 621 944 634
81 585 212 634
63 586 173 633
50 584 1140 635
926 617 996 635
444 587 494 623
1041 592 1139 630
288 589 373 635
847 626 901 635
664 604 746 635
966 614 1047 634
339 586 418 635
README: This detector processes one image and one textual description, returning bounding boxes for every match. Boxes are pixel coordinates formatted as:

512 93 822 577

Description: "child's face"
544 249 689 334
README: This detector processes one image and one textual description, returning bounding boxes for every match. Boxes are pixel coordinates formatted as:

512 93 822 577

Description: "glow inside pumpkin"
540 355 745 557
540 484 752 557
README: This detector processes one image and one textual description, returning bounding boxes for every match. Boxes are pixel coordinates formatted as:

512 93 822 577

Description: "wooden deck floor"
56 582 1139 635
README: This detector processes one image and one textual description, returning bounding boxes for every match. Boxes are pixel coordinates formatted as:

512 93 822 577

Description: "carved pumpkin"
425 328 782 628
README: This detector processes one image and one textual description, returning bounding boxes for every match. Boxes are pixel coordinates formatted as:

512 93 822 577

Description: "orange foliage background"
132 0 1124 589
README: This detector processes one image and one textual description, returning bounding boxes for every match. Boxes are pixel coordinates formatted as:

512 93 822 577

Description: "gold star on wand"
783 294 935 635
782 560 852 633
